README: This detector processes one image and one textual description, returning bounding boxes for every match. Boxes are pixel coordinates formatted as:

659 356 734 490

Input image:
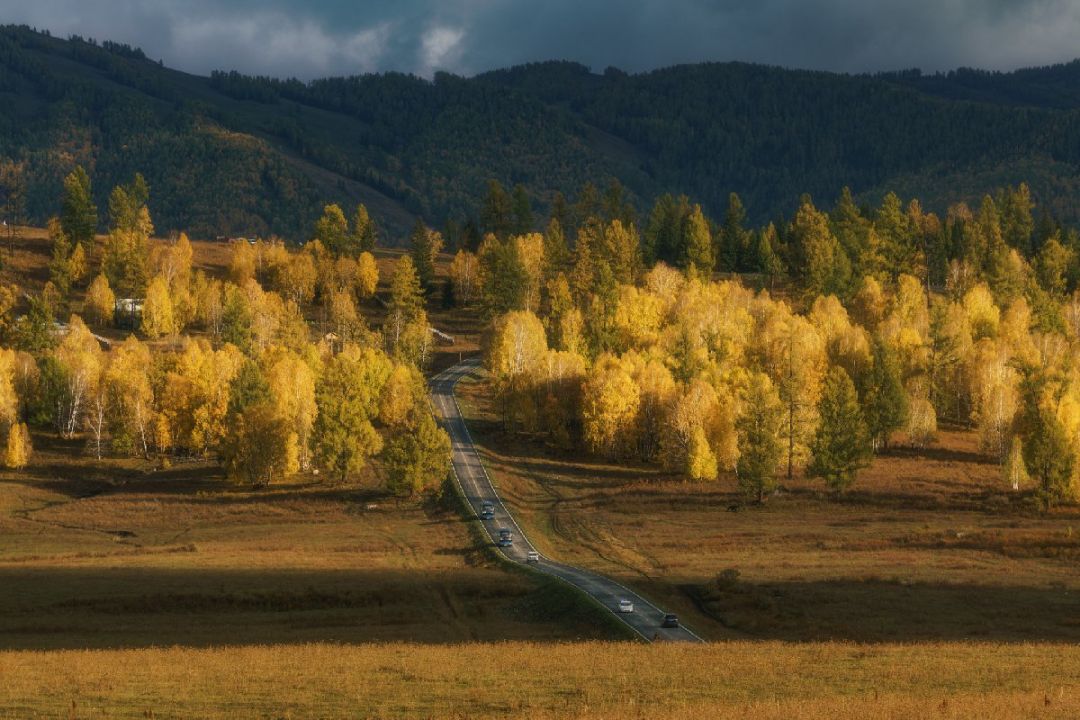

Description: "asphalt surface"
431 359 703 643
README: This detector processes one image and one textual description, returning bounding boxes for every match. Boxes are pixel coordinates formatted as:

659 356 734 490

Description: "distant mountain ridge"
1 24 1080 242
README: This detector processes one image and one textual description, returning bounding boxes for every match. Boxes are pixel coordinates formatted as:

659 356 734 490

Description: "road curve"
431 358 703 643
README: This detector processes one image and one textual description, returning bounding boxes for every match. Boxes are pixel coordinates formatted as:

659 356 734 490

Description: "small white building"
114 298 144 328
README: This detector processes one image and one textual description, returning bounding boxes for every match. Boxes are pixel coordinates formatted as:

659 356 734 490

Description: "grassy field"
0 429 617 650
2 641 1079 718
4 229 1079 716
454 367 1080 643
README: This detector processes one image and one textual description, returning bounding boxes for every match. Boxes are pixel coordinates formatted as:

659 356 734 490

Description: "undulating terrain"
4 24 1080 239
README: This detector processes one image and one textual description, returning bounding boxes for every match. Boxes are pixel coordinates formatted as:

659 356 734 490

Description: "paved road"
431 359 703 643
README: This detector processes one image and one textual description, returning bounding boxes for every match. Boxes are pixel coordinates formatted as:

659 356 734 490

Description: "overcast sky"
3 0 1080 80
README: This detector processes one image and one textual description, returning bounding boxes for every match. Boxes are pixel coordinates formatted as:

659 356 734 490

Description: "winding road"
431 359 703 643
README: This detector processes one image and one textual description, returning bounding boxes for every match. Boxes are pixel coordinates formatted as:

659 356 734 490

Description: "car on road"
526 550 539 563
661 613 679 628
497 528 513 547
479 501 495 520
618 599 634 613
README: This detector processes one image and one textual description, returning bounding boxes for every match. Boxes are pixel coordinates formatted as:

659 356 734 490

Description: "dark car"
661 613 679 628
497 528 513 547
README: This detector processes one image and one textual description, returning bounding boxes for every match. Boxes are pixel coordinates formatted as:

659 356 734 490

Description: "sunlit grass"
2 641 1078 718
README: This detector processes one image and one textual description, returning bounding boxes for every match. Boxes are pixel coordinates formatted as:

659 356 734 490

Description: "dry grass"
5 230 1078 716
455 369 1080 642
0 431 612 650
1 641 1078 718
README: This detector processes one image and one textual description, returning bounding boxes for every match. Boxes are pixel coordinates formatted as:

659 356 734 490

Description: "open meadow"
2 229 1079 718
454 368 1080 643
0 230 608 654
0 434 613 650
2 641 1079 719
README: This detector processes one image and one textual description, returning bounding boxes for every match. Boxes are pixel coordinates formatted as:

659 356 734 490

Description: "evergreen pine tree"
481 180 512 238
756 224 785 289
808 367 872 493
352 204 377 253
60 166 97 259
736 373 784 502
543 217 570 275
683 204 714 276
384 409 452 497
719 192 750 272
862 336 908 451
1018 369 1075 507
511 184 533 235
410 218 435 290
314 204 350 256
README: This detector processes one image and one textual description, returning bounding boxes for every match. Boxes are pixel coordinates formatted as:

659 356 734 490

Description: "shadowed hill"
4 25 1080 242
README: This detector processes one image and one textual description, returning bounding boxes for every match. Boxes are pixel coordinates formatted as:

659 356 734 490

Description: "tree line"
0 167 450 496
445 179 1080 507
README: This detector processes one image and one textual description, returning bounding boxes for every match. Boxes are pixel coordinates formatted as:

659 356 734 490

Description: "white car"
526 551 540 563
618 599 634 613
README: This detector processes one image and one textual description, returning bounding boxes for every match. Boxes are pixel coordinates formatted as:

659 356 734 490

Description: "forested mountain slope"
2 24 1080 241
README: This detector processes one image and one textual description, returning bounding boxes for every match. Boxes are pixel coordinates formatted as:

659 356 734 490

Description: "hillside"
3 25 1080 241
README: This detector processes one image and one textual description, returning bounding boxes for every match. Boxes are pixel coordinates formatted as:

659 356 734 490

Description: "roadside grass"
0 433 614 650
4 231 1079 716
454 369 1080 643
1 641 1078 718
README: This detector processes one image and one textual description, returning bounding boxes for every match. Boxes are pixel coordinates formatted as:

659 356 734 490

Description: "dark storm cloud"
2 0 1079 79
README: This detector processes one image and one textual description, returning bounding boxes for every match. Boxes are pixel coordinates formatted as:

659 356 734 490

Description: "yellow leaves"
486 310 548 431
686 426 718 482
851 275 886 331
486 310 548 382
141 274 178 339
378 363 424 430
968 338 1018 460
663 278 754 375
0 348 19 429
222 403 298 487
643 262 685 317
890 274 930 338
266 351 318 469
3 422 31 469
581 355 640 459
152 232 193 292
905 397 937 448
84 274 115 328
326 287 367 348
660 377 738 478
229 239 257 285
160 338 244 456
612 286 663 350
266 243 317 306
0 341 29 467
512 233 546 312
356 252 379 299
962 283 1000 340
1000 297 1038 366
106 336 155 456
68 243 88 285
1002 435 1030 491
448 250 478 306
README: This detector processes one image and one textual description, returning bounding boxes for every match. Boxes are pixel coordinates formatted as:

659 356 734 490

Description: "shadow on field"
0 566 611 650
683 576 1080 643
